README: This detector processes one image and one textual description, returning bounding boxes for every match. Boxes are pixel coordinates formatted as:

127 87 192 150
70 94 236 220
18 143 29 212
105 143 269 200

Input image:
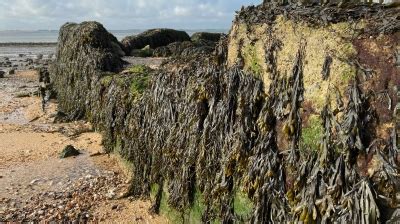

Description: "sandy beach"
0 70 167 222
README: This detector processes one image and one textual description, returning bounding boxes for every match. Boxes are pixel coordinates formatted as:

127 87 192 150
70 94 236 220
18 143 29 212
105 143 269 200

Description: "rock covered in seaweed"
49 4 400 224
153 41 215 58
50 21 124 120
191 32 224 43
121 29 191 56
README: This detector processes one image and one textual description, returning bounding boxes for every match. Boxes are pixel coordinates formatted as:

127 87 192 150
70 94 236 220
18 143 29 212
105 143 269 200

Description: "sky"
0 0 262 30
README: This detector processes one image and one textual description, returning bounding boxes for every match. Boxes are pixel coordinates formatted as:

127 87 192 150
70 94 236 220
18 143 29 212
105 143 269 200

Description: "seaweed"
49 5 400 224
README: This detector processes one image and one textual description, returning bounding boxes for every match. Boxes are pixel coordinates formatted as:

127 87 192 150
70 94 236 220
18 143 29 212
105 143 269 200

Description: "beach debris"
60 145 80 158
15 91 32 98
1 169 127 222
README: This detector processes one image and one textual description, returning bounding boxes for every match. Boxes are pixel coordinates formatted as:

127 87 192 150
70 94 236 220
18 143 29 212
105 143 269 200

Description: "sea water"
0 29 228 58
0 29 228 43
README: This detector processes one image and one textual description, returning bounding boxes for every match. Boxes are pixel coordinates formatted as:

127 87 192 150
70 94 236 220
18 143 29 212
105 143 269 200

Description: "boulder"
191 32 223 43
153 41 194 57
153 41 215 57
50 21 124 120
121 29 190 56
153 46 171 57
60 145 80 158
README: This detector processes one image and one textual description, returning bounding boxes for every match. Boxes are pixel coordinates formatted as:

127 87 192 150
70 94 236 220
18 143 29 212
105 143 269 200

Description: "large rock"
50 21 124 120
153 40 215 57
49 4 400 224
153 41 194 57
121 29 190 56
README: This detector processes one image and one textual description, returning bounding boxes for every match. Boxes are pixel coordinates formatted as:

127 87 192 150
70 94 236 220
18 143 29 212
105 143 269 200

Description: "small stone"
106 188 116 199
111 204 118 210
30 178 41 185
0 71 4 78
60 145 80 158
8 69 15 75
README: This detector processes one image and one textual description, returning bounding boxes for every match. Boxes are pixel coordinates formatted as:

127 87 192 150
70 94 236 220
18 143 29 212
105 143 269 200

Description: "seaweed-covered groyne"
50 4 400 223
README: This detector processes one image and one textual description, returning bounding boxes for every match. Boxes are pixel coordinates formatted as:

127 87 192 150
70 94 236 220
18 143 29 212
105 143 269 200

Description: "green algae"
234 191 253 220
301 115 323 152
243 44 263 77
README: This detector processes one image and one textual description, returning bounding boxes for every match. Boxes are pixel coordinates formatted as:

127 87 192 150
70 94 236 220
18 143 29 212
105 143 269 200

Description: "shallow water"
0 45 56 58
0 29 229 43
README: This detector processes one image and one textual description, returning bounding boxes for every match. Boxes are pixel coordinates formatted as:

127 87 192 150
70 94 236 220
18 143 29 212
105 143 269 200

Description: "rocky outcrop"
153 41 215 58
191 32 223 43
121 29 190 56
50 4 400 224
50 21 124 120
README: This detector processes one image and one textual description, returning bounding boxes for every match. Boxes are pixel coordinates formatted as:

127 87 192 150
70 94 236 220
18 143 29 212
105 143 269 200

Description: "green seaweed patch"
301 115 323 152
128 64 151 74
341 65 357 83
100 72 115 86
128 65 152 99
114 136 122 154
243 44 262 77
188 190 206 224
157 185 183 223
150 183 160 201
234 191 254 220
151 185 208 223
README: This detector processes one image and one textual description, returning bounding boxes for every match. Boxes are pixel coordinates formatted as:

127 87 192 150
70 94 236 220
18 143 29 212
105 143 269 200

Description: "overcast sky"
0 0 261 30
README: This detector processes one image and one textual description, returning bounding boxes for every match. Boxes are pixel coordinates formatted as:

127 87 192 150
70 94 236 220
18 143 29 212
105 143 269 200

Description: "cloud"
0 0 261 30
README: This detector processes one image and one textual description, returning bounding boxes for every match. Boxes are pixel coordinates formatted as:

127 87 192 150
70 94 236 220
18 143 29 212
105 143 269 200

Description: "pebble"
30 179 41 185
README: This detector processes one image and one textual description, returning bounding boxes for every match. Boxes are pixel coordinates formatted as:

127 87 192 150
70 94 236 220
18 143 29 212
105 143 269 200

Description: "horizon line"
0 28 230 32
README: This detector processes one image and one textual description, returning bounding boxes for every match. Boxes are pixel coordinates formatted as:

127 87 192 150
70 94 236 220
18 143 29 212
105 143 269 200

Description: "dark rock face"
153 41 194 57
60 145 80 158
191 32 223 43
121 29 190 56
50 21 124 120
153 41 215 58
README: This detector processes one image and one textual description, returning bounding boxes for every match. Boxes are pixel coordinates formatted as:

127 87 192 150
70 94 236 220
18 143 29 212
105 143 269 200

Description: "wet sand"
0 70 167 222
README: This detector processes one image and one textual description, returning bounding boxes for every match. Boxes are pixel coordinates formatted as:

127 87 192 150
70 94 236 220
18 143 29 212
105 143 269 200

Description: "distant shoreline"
0 42 57 47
